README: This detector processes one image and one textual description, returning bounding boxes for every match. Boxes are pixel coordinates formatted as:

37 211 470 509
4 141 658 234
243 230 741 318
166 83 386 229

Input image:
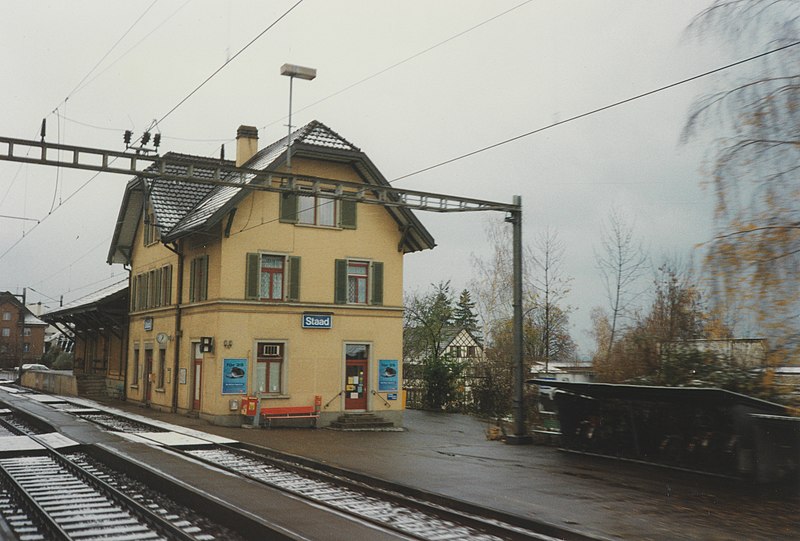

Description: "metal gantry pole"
507 196 532 444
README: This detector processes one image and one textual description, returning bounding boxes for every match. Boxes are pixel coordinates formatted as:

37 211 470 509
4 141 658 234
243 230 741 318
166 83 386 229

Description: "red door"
345 359 368 410
193 343 203 410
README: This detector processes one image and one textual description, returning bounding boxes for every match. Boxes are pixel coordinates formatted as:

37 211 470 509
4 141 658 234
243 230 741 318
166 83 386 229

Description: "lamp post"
280 63 316 169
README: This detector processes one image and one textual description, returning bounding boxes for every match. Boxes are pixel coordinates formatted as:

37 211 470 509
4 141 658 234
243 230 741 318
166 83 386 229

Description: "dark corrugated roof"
529 379 789 414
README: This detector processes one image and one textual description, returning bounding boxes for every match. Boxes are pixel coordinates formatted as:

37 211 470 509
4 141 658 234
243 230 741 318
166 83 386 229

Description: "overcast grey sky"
0 1 748 355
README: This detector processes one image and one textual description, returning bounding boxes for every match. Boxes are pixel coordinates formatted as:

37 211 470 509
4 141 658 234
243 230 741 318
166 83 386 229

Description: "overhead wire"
156 0 304 127
229 39 800 237
57 0 160 109
0 0 305 264
260 0 535 131
389 39 800 183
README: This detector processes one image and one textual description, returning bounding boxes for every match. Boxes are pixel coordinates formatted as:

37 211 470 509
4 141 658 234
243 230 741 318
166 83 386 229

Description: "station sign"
302 313 332 329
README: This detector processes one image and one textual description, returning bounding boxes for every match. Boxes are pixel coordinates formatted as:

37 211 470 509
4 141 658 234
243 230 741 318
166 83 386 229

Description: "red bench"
260 405 318 428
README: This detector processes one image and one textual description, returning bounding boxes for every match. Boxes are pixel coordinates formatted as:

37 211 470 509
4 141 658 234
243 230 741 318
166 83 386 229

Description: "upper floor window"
280 191 357 229
334 259 383 306
347 261 369 304
245 253 300 302
298 193 336 227
260 255 284 300
130 265 173 311
1 328 9 337
2 312 11 321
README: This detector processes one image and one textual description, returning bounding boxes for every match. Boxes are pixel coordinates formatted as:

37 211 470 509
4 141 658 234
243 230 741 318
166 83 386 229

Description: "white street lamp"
280 63 317 169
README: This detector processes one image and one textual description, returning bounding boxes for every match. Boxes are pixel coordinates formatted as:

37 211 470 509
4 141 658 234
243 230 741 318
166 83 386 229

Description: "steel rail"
180 443 581 541
0 437 199 541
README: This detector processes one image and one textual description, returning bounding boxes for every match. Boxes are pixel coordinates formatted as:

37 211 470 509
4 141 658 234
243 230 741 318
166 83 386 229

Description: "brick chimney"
236 125 259 166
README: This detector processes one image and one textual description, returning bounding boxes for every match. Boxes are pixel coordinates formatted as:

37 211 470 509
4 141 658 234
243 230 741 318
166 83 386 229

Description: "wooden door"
345 360 368 410
193 343 203 410
144 348 153 403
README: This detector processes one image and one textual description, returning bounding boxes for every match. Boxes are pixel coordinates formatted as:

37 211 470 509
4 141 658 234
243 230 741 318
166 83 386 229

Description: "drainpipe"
166 240 184 413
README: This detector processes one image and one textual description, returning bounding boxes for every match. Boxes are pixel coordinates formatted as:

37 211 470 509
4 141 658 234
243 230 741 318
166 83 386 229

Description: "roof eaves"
107 177 144 265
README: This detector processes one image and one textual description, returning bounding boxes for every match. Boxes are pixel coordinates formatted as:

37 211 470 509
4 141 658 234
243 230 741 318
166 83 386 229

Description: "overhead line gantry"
0 134 531 444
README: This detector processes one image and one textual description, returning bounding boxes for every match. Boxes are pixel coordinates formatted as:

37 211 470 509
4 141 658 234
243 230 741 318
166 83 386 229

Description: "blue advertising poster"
222 358 248 394
378 359 399 392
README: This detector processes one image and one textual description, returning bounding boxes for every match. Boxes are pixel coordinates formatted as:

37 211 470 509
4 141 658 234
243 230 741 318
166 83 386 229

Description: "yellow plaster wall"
124 156 412 423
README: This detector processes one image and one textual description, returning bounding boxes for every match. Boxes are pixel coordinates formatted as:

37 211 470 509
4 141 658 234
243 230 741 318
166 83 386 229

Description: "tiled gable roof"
108 120 435 259
147 153 232 235
293 121 359 151
164 121 360 241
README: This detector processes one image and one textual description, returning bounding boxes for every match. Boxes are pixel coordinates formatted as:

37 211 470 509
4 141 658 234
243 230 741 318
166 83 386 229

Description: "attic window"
298 191 336 227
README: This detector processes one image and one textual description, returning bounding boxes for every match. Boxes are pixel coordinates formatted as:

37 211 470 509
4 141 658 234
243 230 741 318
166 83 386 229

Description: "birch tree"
594 209 648 360
685 0 800 359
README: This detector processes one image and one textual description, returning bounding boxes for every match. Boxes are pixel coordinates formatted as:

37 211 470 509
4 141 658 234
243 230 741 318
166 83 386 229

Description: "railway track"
0 393 599 541
0 450 213 540
65 401 592 540
0 409 248 540
181 444 584 541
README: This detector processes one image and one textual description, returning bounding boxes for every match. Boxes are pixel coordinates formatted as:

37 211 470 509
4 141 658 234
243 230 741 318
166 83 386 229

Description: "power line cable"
71 0 191 98
156 0 304 126
60 0 160 107
390 39 800 183
230 39 800 235
0 1 304 264
260 0 535 132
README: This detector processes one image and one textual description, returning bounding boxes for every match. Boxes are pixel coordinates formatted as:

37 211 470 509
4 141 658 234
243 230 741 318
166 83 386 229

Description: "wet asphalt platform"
86 398 800 541
6 390 800 540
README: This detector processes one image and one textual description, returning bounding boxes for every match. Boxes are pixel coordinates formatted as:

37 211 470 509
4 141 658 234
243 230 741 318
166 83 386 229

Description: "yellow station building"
108 122 435 426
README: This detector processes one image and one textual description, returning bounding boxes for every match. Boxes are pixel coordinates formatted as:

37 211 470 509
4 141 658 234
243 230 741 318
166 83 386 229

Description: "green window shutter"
189 259 196 303
288 256 301 301
334 259 348 304
371 261 384 306
245 253 260 299
162 265 172 306
280 192 298 223
130 276 137 311
339 199 357 229
199 255 209 301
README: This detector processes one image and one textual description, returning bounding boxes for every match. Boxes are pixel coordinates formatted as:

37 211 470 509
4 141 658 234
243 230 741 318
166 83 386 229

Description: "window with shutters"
280 190 357 229
334 259 384 306
189 256 209 303
347 261 368 304
246 253 300 302
130 265 173 311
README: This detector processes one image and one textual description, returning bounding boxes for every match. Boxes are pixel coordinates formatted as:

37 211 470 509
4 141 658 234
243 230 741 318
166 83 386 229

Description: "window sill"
155 388 166 393
295 223 341 230
258 394 290 399
130 385 139 390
